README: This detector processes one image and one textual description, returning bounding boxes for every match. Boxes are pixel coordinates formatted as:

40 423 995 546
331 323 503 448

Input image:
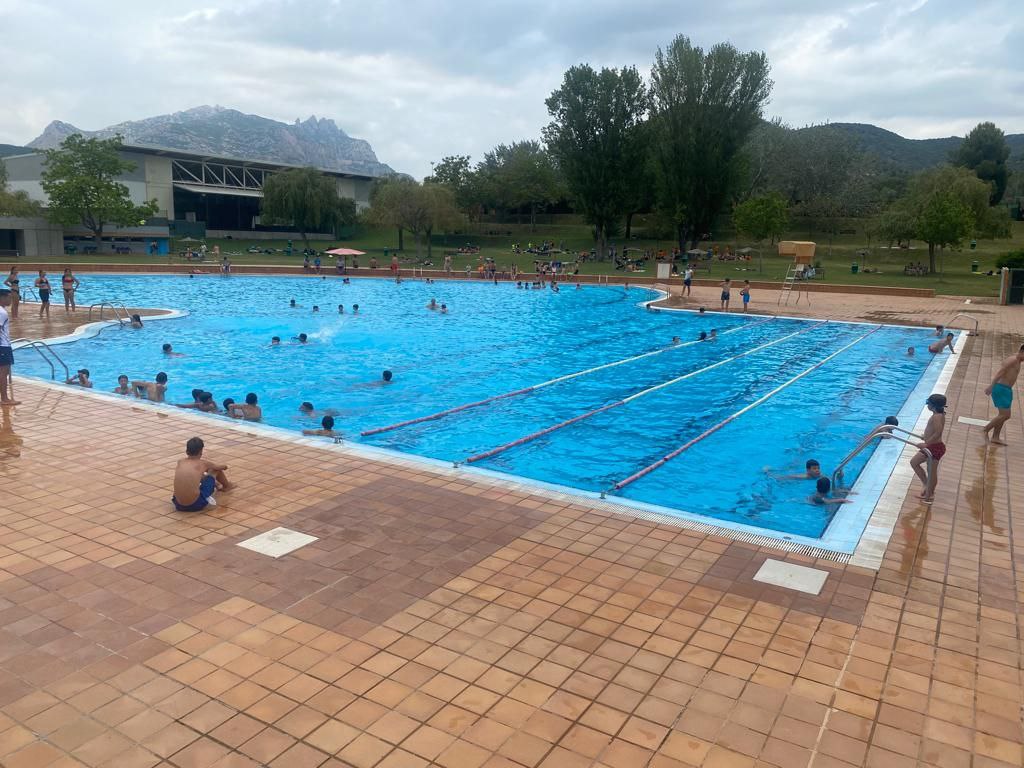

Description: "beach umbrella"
325 248 366 256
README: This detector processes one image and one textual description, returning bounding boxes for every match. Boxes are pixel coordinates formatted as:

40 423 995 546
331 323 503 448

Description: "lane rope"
361 315 777 437
463 320 829 464
609 325 883 491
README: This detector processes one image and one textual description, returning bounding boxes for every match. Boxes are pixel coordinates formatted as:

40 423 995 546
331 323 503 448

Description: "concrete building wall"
0 216 64 257
144 156 174 218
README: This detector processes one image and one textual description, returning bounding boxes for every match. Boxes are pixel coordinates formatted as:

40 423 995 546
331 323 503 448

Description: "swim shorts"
172 474 216 512
39 290 50 303
721 291 730 301
0 346 12 367
925 442 946 462
991 382 1014 410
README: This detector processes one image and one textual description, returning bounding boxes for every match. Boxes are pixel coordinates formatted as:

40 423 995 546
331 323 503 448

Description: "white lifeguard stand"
777 241 816 305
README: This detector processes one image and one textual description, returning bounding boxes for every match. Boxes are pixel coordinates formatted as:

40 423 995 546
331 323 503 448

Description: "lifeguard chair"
778 241 816 305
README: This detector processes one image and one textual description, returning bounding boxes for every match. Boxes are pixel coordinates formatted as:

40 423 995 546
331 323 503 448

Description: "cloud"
0 0 1021 176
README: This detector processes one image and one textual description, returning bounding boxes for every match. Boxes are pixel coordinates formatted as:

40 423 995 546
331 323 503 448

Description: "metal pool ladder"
87 301 130 324
10 338 70 381
832 424 932 492
950 313 979 337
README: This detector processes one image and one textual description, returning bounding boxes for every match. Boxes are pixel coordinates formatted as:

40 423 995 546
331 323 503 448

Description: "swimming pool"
14 274 951 543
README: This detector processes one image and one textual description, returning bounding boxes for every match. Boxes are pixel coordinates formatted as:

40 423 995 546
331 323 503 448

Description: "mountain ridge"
24 105 395 177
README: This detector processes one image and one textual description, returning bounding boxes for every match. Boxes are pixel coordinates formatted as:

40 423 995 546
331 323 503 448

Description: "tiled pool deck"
0 288 1021 767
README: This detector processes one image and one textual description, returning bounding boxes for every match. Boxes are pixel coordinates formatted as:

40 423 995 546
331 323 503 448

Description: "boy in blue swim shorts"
983 343 1024 445
172 437 232 511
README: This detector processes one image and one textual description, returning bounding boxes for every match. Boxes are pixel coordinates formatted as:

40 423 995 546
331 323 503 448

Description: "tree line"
5 36 1013 272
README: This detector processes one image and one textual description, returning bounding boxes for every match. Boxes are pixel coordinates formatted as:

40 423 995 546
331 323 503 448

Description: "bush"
995 250 1024 269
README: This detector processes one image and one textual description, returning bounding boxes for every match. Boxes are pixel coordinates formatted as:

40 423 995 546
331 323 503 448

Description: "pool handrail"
831 428 932 497
9 337 70 381
949 313 979 337
87 301 130 324
607 325 883 492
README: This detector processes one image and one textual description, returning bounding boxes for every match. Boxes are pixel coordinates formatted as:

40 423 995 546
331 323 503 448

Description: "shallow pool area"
13 274 953 544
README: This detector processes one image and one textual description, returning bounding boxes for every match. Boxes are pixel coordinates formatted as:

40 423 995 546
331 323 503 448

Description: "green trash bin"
971 261 979 273
851 263 859 274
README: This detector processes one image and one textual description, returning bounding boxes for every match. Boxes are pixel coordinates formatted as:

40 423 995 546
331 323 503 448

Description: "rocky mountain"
26 105 395 176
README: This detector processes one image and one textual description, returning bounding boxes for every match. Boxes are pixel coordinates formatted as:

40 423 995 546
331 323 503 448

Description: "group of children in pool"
779 393 947 506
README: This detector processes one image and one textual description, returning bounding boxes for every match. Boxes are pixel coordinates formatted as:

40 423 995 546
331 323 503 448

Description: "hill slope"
26 105 394 177
798 122 1024 173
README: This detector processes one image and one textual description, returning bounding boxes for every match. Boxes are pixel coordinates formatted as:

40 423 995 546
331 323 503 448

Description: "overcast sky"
1 0 1021 177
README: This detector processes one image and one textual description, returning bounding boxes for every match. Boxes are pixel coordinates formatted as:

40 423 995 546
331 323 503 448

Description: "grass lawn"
10 219 1023 297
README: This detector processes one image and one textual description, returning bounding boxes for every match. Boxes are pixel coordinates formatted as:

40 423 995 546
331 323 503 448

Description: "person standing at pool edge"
911 394 947 502
61 269 80 312
983 343 1024 445
3 268 19 319
719 278 731 310
741 280 750 312
35 270 51 318
683 266 693 297
0 290 18 406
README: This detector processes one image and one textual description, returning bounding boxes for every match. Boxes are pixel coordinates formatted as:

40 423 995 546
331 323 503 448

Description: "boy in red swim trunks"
911 393 947 503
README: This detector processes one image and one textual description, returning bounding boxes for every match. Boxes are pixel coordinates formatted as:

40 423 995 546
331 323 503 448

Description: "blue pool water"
14 274 947 538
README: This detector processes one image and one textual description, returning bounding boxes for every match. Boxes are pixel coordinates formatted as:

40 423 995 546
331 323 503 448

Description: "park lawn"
11 219 1022 298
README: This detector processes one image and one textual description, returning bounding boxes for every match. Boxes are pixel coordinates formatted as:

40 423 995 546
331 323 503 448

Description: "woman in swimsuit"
911 393 947 503
34 270 51 319
3 268 19 319
61 269 80 312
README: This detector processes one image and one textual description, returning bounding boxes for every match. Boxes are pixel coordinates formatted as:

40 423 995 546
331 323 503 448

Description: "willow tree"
649 36 772 249
261 167 356 247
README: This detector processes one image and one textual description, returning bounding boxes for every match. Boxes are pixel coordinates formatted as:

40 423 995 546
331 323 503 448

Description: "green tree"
0 159 41 218
544 64 648 259
649 36 772 249
953 121 1010 204
367 178 463 259
41 134 158 246
261 167 357 247
425 155 478 216
477 141 562 231
894 166 1011 273
732 193 788 245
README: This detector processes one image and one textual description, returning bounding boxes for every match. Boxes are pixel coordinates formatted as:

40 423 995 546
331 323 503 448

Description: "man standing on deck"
983 344 1024 446
0 290 18 406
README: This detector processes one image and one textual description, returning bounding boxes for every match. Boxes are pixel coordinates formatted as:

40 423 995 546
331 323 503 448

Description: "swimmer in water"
297 333 308 344
352 304 359 314
338 304 344 314
440 304 448 314
907 346 914 356
927 333 955 355
808 477 853 506
162 343 185 357
303 415 339 437
672 336 681 345
289 299 298 308
271 336 281 345
699 331 708 341
312 305 319 312
427 298 438 310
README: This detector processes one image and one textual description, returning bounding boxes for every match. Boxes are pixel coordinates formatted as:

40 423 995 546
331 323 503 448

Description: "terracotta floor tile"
3 306 1024 768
